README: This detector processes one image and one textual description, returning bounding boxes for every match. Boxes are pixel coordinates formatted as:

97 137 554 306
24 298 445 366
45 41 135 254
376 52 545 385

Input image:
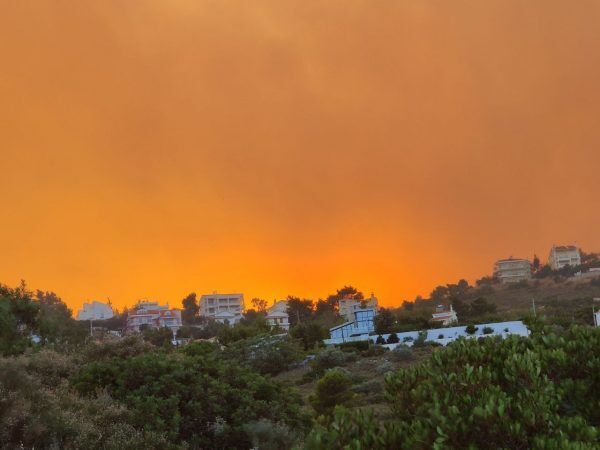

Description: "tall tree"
533 254 541 272
374 307 395 334
286 296 313 326
181 292 198 325
251 297 268 312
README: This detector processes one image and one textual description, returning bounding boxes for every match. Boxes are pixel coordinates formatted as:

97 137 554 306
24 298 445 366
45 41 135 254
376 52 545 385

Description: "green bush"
339 340 370 352
223 334 304 376
72 347 308 448
305 326 600 449
309 369 354 415
243 419 300 450
413 331 428 347
310 347 356 375
387 333 399 344
375 335 386 345
0 350 164 449
388 345 414 363
482 326 494 335
465 324 478 335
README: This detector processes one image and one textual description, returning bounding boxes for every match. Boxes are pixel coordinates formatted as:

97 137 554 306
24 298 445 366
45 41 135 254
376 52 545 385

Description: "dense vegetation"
2 280 600 448
307 324 600 449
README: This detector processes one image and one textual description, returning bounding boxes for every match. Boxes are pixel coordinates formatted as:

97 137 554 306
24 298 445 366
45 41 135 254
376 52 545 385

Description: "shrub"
388 346 414 363
0 350 164 449
482 326 494 335
387 333 399 344
310 347 355 375
402 336 414 342
82 335 154 362
375 335 386 345
243 419 300 450
305 326 600 449
465 324 478 335
437 334 444 339
504 327 509 333
339 340 370 352
309 369 354 415
223 334 304 376
71 348 308 448
351 379 383 399
413 331 428 347
360 345 387 357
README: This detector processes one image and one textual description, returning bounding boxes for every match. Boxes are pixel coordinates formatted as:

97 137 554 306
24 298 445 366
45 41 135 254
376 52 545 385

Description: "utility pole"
532 298 536 318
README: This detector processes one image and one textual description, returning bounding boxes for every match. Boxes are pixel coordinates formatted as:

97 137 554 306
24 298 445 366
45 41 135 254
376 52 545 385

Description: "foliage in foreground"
71 342 309 448
306 326 600 449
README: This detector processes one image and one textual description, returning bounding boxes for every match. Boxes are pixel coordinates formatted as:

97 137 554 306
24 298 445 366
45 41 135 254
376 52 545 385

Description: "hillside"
386 275 600 332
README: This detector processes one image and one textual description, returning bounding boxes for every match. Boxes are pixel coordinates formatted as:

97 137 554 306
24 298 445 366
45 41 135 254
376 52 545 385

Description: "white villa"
431 304 458 326
199 292 244 325
329 308 377 342
493 257 531 283
324 320 529 347
76 301 114 321
266 300 289 331
548 245 581 270
126 301 182 335
214 310 240 325
339 293 378 321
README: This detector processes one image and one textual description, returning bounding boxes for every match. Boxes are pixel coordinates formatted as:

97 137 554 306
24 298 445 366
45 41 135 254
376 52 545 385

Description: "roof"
266 311 288 318
495 257 529 263
553 245 578 252
214 311 236 318
329 321 353 332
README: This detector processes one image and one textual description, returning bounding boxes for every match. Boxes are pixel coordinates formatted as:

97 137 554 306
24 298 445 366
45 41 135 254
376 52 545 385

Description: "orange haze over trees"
2 1 600 312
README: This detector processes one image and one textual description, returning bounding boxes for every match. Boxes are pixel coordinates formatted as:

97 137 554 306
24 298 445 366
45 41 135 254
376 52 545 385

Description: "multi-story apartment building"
199 292 244 325
126 301 182 335
548 245 581 270
493 258 531 283
76 301 114 321
338 293 378 321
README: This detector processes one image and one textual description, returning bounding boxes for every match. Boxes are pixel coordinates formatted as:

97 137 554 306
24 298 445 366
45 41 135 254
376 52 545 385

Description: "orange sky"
2 1 600 311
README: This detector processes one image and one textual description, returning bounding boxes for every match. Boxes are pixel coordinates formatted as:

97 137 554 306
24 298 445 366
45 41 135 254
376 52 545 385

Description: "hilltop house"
548 245 581 270
338 293 378 321
493 257 531 283
126 301 182 335
431 304 458 326
329 308 377 342
199 292 244 325
266 300 289 331
76 301 114 321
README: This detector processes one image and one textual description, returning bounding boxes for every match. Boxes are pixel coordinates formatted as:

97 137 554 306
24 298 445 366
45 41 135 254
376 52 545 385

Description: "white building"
214 310 239 325
329 308 376 342
126 301 182 335
266 300 289 331
493 258 531 283
431 304 458 326
324 320 529 347
76 301 114 321
338 293 378 322
199 292 244 325
548 245 581 270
